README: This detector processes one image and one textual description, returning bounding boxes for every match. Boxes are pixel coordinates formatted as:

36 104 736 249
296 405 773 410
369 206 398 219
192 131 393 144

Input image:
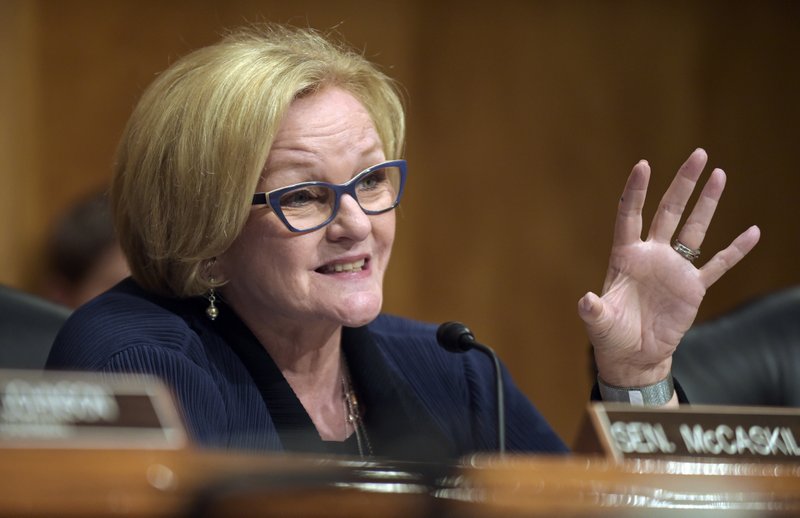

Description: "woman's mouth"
316 258 367 274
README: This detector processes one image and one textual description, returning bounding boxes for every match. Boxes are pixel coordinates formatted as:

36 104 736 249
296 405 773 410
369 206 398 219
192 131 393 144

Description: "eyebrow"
262 148 385 184
260 153 318 182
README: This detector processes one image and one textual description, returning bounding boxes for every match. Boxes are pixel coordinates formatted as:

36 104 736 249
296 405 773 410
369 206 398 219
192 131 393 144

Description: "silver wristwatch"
597 374 675 406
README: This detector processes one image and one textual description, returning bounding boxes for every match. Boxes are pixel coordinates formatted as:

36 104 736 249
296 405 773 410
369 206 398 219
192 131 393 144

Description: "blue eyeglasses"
251 160 407 233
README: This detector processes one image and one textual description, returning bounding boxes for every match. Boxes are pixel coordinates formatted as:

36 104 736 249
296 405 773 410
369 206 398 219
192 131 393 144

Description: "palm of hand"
599 243 705 366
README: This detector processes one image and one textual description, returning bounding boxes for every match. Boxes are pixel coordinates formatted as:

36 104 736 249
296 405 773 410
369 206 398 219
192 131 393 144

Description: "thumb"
578 291 614 341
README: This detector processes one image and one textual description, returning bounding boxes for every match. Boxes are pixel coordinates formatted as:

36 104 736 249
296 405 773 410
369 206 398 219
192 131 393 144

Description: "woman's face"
218 86 396 330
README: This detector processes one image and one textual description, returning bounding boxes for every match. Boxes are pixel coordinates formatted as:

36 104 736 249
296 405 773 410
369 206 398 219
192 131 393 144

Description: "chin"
335 293 383 327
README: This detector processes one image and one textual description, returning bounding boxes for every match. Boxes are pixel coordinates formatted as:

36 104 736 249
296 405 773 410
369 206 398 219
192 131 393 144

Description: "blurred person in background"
41 190 129 308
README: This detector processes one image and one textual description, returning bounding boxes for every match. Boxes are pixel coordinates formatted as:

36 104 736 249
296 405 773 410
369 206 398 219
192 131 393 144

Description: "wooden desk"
460 454 800 517
1 448 799 516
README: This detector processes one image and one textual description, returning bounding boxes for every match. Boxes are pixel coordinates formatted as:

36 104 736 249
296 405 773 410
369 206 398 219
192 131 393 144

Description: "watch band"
597 374 674 406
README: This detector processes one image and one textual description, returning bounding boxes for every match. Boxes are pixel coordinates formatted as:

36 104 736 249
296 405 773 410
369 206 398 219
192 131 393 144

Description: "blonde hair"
111 25 405 297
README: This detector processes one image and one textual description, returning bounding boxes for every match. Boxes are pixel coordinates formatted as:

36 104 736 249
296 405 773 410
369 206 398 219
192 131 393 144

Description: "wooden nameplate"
575 402 800 463
0 369 186 449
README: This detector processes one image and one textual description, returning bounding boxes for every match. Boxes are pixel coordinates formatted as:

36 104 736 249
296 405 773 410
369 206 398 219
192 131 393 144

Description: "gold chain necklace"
341 356 372 457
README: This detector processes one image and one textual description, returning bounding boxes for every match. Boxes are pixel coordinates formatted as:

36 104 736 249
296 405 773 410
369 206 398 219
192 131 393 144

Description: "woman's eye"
281 189 317 207
358 170 387 191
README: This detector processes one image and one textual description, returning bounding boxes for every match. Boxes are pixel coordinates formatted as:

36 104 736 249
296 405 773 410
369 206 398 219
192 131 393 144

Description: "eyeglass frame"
251 159 407 233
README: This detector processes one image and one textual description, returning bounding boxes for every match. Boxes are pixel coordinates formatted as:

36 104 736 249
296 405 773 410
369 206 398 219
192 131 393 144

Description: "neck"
230 299 343 375
259 325 343 383
229 306 351 441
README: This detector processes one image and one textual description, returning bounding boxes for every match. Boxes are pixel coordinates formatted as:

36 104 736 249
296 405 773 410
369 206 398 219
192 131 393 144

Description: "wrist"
597 373 675 407
594 355 673 388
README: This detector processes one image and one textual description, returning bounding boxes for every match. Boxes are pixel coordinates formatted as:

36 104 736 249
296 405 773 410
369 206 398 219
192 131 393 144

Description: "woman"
47 25 759 458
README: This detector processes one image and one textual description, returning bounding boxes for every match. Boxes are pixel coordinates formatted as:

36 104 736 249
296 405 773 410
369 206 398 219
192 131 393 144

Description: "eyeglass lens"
277 165 403 231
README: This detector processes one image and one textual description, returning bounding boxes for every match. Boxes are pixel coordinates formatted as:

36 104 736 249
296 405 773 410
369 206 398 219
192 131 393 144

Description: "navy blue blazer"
47 279 567 459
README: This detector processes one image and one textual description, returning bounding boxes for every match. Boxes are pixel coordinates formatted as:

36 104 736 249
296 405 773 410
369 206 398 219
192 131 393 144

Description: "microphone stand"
436 322 506 455
472 341 506 454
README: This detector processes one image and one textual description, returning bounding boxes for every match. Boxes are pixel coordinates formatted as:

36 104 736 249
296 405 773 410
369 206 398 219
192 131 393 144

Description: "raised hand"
578 148 760 391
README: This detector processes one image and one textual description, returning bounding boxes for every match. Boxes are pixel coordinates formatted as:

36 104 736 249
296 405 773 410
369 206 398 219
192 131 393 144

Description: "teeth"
326 259 366 273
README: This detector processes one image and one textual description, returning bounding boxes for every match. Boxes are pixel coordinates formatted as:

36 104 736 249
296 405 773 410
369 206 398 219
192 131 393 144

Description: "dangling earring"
205 258 219 320
206 284 219 321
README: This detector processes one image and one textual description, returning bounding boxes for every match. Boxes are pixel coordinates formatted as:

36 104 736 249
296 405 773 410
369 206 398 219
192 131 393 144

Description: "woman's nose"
326 194 371 241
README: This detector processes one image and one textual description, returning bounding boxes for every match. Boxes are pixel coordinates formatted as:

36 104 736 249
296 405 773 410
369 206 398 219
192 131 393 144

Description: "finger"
699 225 761 287
675 168 726 250
612 160 650 247
578 291 614 343
648 148 708 243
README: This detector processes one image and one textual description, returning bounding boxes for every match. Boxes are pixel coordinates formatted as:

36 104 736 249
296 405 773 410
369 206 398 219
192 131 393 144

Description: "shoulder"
678 285 800 362
366 314 568 453
367 313 439 342
365 314 493 387
674 286 800 406
47 279 205 370
367 314 454 363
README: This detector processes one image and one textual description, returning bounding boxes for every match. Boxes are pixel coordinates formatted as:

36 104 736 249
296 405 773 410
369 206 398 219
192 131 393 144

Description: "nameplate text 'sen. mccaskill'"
577 403 800 463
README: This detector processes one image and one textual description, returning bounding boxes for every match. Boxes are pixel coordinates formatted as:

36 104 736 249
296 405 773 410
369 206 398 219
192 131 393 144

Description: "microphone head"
436 321 476 353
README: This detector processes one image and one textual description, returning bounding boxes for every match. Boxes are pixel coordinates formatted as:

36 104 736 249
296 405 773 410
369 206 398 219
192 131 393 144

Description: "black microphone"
436 321 506 454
